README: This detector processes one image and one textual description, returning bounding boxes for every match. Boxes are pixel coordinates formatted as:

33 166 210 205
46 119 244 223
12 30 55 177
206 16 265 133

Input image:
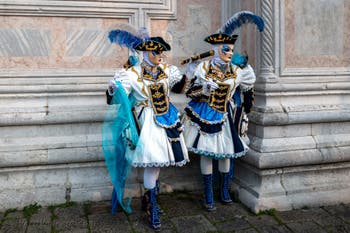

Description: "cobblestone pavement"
1 191 350 233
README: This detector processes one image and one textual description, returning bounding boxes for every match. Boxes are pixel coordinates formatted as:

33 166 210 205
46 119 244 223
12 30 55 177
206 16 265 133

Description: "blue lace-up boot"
220 172 233 205
142 181 163 215
142 188 161 231
203 174 216 211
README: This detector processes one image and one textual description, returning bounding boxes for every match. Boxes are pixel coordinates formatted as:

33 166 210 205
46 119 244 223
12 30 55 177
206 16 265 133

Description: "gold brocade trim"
137 100 148 107
208 83 231 113
207 65 237 82
206 34 232 43
168 137 180 142
147 83 169 116
202 62 209 73
130 67 143 83
142 66 167 82
189 88 202 96
137 41 165 51
153 100 167 105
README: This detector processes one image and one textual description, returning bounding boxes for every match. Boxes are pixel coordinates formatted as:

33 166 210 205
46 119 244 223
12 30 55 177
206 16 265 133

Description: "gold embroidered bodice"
207 65 236 113
142 66 169 116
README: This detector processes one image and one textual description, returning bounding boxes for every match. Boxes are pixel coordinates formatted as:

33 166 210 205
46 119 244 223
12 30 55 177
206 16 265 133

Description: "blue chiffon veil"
102 81 139 214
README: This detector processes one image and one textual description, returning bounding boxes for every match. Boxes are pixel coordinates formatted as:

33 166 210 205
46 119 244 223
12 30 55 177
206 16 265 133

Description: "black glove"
106 90 113 105
242 88 254 114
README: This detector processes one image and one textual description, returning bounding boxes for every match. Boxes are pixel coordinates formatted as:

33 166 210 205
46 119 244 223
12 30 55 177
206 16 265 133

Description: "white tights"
143 167 160 189
200 156 230 175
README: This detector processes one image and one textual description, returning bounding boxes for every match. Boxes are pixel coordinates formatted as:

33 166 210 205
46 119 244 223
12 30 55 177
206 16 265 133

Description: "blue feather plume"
219 11 264 35
108 29 142 50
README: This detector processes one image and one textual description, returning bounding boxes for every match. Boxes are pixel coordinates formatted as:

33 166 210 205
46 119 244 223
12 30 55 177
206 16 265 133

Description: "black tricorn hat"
134 37 171 52
204 33 238 45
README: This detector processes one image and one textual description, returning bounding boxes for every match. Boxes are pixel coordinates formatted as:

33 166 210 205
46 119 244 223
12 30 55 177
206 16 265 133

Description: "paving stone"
89 201 111 215
204 202 252 223
323 223 350 233
312 215 347 227
215 218 251 232
89 212 132 233
158 192 203 218
26 223 51 233
0 218 27 233
3 210 23 220
29 207 51 225
286 221 328 233
127 208 157 233
59 229 89 233
235 228 259 233
324 204 350 223
277 208 329 223
170 214 216 233
256 224 292 233
246 214 280 226
53 204 88 232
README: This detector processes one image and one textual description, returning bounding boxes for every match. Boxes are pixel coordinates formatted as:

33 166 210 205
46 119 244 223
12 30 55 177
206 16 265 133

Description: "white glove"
203 79 218 95
240 113 249 136
107 79 118 96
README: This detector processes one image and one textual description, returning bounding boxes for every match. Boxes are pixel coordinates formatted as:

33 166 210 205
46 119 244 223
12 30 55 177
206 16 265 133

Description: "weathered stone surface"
170 215 216 233
235 228 258 233
295 0 344 56
257 225 291 233
286 221 327 233
158 192 203 217
246 214 279 226
215 218 251 232
204 202 252 223
89 213 131 233
0 218 27 233
1 193 350 233
29 207 51 225
53 204 88 232
276 208 329 223
324 204 350 222
26 223 51 233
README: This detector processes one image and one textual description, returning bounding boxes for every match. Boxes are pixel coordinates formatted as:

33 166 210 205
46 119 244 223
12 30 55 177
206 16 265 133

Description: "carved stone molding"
0 0 177 28
279 0 350 78
258 0 278 83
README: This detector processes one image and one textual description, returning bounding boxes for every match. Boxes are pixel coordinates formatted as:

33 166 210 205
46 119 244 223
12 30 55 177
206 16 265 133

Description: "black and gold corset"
148 83 169 115
142 66 169 115
208 83 230 113
207 64 236 82
207 65 236 113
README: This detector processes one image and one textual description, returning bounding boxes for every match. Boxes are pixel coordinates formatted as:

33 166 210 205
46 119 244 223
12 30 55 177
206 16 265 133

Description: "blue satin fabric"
187 100 226 123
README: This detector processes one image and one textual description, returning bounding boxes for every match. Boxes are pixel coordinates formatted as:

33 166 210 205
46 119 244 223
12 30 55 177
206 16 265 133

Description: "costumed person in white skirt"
102 28 189 231
181 11 264 211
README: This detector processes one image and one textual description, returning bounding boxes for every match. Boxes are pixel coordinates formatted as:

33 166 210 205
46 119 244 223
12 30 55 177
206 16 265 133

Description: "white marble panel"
0 29 51 56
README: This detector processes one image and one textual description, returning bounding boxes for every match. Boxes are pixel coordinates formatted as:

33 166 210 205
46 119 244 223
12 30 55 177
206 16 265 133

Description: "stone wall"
0 0 221 210
229 0 350 213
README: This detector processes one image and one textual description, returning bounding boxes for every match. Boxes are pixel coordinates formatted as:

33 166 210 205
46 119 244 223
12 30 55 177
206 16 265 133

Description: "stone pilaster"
232 0 350 213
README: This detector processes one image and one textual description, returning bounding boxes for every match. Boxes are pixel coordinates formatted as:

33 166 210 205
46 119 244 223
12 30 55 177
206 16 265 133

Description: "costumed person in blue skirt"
102 27 189 231
181 11 264 211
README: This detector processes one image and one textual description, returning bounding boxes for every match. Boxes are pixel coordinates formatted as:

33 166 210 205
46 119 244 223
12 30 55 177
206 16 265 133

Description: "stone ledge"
250 107 350 125
233 160 350 213
243 145 350 169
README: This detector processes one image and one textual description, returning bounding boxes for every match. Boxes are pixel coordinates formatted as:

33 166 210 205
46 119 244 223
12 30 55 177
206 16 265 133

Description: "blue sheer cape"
102 81 139 214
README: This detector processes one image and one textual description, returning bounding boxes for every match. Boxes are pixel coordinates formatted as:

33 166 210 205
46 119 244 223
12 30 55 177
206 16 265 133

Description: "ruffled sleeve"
235 64 256 91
